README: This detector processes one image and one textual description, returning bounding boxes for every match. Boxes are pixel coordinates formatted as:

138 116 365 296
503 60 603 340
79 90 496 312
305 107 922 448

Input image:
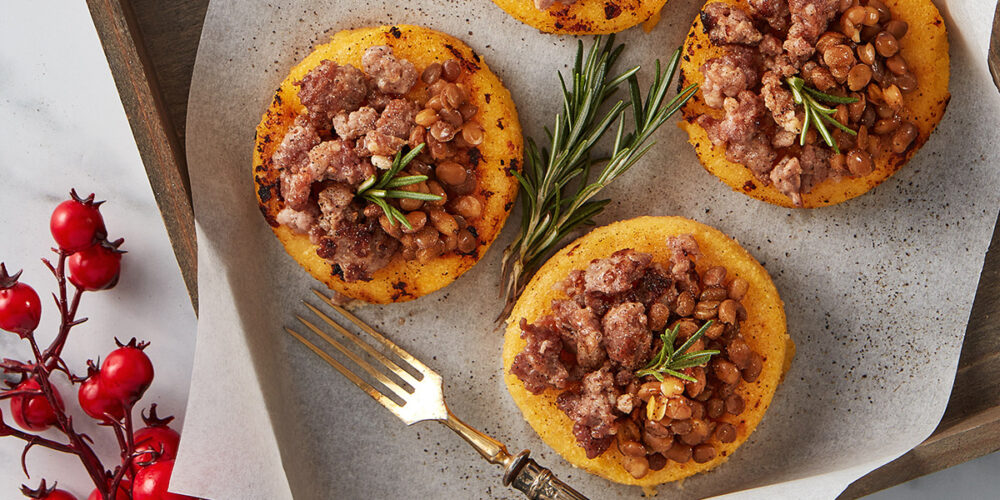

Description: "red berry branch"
1 190 196 500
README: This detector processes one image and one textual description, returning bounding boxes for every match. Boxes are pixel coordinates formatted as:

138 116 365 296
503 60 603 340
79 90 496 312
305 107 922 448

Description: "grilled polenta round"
491 0 668 34
503 216 793 486
254 25 522 303
678 0 949 208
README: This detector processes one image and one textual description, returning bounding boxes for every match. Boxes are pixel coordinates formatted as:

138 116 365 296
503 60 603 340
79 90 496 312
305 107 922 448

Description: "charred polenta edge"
502 215 792 487
490 0 670 34
677 0 949 208
253 25 523 303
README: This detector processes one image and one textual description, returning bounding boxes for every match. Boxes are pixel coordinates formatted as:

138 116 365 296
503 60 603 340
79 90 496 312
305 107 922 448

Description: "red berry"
10 378 63 431
0 264 41 336
67 240 124 291
132 460 199 500
40 490 76 500
87 480 129 500
133 424 180 465
78 375 125 422
50 190 106 252
101 340 154 404
20 480 77 500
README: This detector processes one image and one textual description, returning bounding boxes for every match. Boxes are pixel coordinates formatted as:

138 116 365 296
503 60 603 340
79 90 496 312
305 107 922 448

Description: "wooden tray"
86 0 1000 496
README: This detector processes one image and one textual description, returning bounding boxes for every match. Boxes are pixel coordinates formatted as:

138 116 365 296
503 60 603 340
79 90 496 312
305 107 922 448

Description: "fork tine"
312 289 434 374
295 316 412 401
303 302 421 387
284 327 403 416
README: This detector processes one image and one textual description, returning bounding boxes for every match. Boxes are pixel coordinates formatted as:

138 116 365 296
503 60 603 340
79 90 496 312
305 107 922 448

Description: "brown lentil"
692 444 717 463
715 422 736 443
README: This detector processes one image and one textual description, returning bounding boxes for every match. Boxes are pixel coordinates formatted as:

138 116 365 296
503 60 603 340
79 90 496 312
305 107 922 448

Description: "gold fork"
285 289 589 500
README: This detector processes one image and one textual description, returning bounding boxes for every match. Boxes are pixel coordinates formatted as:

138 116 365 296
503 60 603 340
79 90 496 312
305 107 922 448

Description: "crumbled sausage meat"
584 249 652 295
700 48 760 109
297 60 368 123
784 0 839 64
699 90 766 146
602 302 652 370
748 0 790 30
552 300 606 369
332 107 378 140
375 99 419 138
511 317 570 394
275 206 317 234
273 118 321 175
770 156 803 206
279 170 315 212
307 139 373 185
362 46 418 96
798 144 832 194
726 134 778 182
761 71 800 134
554 269 587 306
557 367 618 458
701 2 763 46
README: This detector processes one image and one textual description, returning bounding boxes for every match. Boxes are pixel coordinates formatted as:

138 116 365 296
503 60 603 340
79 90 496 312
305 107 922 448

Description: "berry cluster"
1 191 195 500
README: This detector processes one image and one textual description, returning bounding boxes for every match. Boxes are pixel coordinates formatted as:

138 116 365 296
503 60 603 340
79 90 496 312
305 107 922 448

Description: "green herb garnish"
635 321 720 383
786 76 858 154
498 36 698 319
357 143 442 230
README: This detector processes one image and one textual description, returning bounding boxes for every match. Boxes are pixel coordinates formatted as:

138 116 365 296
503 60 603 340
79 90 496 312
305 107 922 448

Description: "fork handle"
503 450 589 500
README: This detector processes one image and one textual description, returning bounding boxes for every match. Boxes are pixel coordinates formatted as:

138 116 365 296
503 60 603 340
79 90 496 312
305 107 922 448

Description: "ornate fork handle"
443 410 589 500
503 451 589 500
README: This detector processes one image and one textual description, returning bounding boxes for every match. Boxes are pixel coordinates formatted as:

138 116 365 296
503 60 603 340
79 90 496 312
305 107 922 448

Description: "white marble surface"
1 1 998 499
0 2 197 498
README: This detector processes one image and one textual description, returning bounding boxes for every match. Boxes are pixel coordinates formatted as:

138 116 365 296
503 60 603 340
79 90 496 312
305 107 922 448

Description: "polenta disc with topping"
678 0 949 208
254 25 523 303
503 216 793 486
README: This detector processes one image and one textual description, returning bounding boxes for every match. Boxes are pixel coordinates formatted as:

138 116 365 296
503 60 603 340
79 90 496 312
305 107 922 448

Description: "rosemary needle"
786 76 857 154
498 36 698 319
636 321 720 383
356 143 442 230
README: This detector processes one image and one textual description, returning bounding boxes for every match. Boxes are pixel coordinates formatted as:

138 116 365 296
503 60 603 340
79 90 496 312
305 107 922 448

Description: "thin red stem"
42 252 84 366
0 388 44 400
108 403 136 500
0 424 75 455
26 327 109 496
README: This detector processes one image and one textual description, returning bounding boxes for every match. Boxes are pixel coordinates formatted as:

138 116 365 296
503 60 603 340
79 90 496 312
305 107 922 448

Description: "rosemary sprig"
635 321 720 383
498 36 698 319
786 76 858 154
357 143 442 230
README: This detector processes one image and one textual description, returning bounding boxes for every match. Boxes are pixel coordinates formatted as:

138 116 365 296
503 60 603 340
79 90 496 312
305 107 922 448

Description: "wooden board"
85 0 1000 496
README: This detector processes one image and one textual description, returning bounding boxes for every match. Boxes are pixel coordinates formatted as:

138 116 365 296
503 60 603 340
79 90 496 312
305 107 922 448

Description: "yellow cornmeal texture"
254 25 523 303
678 0 949 208
503 216 794 487
491 0 668 34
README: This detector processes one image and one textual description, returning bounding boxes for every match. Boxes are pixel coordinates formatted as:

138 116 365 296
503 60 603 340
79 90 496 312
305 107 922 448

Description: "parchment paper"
172 1 1000 498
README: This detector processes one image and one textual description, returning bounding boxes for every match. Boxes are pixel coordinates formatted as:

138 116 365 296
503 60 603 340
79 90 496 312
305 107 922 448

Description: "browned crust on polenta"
491 0 668 34
502 216 793 486
253 25 523 303
678 0 950 208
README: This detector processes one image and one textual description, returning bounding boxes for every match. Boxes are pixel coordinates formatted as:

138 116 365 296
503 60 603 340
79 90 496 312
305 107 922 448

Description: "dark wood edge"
86 0 199 312
841 408 1000 498
989 1 1000 92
